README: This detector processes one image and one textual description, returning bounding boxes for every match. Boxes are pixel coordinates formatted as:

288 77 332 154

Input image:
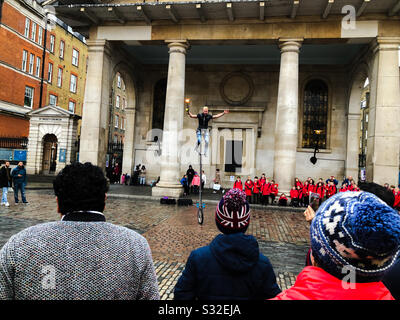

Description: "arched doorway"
42 134 58 174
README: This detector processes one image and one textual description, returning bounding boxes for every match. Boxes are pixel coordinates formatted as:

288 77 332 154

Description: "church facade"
51 0 400 196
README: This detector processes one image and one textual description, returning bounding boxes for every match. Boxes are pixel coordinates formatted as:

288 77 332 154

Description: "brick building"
0 0 50 161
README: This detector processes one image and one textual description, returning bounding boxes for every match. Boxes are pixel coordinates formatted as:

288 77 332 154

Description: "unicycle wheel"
197 207 204 225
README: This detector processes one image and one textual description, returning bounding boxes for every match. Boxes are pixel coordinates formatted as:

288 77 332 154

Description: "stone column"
122 107 136 176
366 37 400 185
345 113 361 182
79 39 112 169
152 41 189 198
273 39 302 193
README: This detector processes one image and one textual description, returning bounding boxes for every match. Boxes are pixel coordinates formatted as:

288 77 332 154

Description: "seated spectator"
393 187 400 211
272 192 400 300
174 189 281 300
0 162 160 300
278 193 288 206
339 183 348 192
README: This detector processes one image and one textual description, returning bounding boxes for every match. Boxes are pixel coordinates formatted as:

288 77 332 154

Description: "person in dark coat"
186 165 195 194
11 161 27 204
174 189 281 300
0 161 12 207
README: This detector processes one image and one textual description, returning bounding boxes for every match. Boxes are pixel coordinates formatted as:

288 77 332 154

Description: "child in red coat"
294 178 303 189
269 180 279 205
261 179 271 206
290 186 299 207
326 181 337 199
296 185 303 207
339 183 348 192
393 187 400 211
315 182 325 205
252 177 261 204
302 181 310 207
233 176 243 191
278 193 288 206
259 173 266 187
244 177 253 204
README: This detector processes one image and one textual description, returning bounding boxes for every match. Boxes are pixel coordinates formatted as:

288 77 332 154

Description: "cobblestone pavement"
0 189 310 300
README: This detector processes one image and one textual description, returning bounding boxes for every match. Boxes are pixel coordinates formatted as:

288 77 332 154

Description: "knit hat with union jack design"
215 189 251 234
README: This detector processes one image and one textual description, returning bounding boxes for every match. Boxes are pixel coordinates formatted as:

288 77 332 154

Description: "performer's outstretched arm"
187 110 197 119
212 110 229 119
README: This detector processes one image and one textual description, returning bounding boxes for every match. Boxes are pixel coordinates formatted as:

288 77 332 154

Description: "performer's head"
203 106 209 114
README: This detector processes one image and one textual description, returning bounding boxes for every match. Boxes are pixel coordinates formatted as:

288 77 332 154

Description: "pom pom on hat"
310 191 400 282
215 189 250 234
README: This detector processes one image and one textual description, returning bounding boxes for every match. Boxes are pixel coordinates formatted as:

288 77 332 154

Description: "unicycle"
196 129 207 225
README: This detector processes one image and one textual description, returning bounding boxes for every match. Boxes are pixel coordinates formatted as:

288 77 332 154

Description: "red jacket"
302 184 310 197
290 189 298 199
279 194 287 201
307 184 316 194
339 186 348 192
253 180 261 194
316 185 325 199
393 191 400 209
295 180 303 189
270 266 394 300
327 185 337 197
262 182 271 196
233 180 243 190
270 184 279 196
244 180 253 196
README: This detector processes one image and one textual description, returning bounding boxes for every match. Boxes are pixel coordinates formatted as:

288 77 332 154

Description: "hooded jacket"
11 166 26 185
271 266 394 300
174 233 281 300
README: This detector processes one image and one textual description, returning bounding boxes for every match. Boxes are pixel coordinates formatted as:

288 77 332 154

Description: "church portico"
52 0 400 195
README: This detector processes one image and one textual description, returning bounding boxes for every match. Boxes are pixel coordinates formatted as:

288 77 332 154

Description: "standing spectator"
393 187 400 211
326 181 337 199
131 165 140 186
213 168 222 194
113 163 121 184
186 165 195 193
201 170 207 190
261 178 271 205
296 185 303 207
233 176 243 191
302 180 311 207
271 192 400 300
180 175 189 196
339 183 348 192
294 178 303 189
139 165 146 186
259 173 266 186
290 186 299 207
325 175 338 186
252 176 261 205
192 172 201 194
0 162 160 300
244 176 253 204
315 181 325 205
342 175 354 187
269 180 279 205
0 161 12 207
174 189 281 300
11 161 27 204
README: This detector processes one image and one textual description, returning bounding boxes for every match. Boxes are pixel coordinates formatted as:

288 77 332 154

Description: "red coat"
262 182 271 196
295 180 303 189
270 266 394 300
316 186 325 199
253 180 261 194
259 178 266 186
244 180 253 196
307 184 316 194
393 191 400 209
233 181 243 190
302 184 310 197
279 194 287 201
339 186 348 192
290 189 298 199
327 185 337 197
270 184 279 196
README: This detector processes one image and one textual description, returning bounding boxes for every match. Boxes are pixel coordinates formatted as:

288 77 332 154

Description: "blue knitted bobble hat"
310 191 400 282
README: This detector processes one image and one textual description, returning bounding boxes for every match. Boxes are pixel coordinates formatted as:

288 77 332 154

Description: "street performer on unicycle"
187 106 229 224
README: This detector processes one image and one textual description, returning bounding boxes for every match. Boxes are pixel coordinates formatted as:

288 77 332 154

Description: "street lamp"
184 98 191 112
310 129 323 165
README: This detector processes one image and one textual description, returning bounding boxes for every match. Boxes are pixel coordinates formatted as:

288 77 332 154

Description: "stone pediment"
26 105 80 119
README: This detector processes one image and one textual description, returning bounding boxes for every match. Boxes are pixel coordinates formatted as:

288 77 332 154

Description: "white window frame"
49 94 57 106
59 40 65 59
35 56 41 77
115 115 119 128
28 53 34 75
72 48 79 67
68 100 76 113
57 67 63 87
117 74 121 88
24 18 30 37
70 74 77 93
24 86 34 108
31 22 37 42
116 95 120 108
22 50 28 72
50 35 55 53
38 26 43 45
48 62 53 83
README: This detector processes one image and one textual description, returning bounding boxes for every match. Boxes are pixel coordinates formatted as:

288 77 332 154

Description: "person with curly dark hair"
0 162 160 300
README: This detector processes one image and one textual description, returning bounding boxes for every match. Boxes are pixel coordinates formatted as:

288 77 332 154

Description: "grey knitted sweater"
0 219 160 300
